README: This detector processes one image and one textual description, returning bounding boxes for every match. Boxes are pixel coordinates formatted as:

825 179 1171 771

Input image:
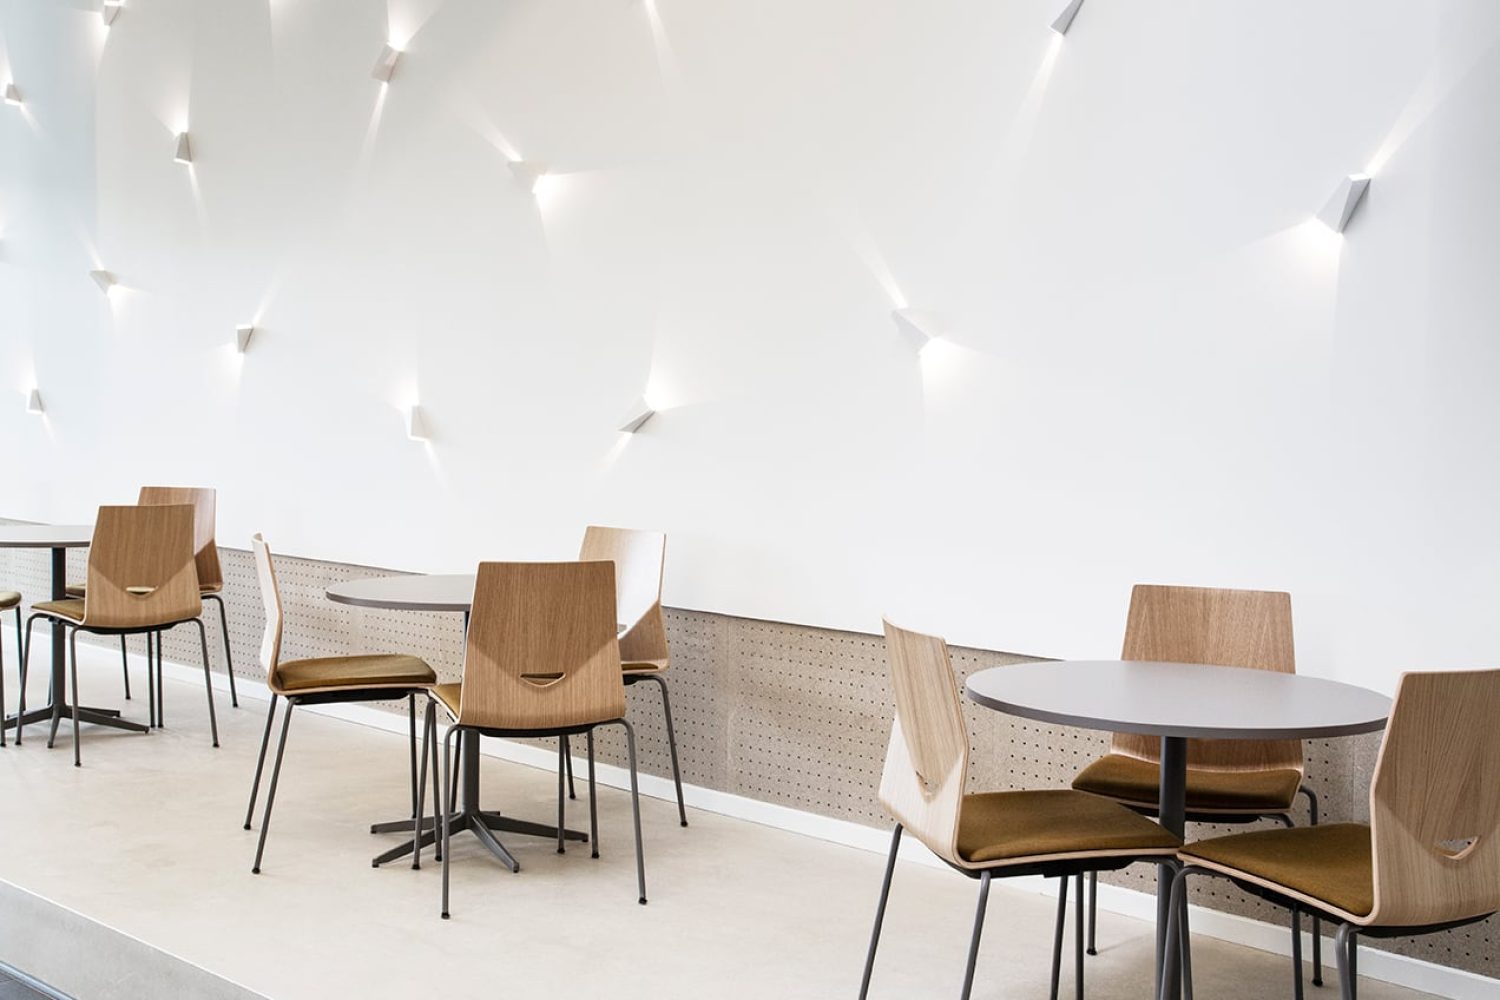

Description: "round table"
965 660 1390 1000
326 573 586 870
0 524 141 743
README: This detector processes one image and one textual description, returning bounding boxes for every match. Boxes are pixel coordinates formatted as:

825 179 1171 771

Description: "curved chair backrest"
579 526 668 665
138 486 222 591
877 619 969 868
457 561 625 731
1113 585 1301 774
250 534 285 688
1369 669 1500 927
81 504 201 629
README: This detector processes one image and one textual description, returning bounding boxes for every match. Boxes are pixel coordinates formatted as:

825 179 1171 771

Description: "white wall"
3 0 1499 693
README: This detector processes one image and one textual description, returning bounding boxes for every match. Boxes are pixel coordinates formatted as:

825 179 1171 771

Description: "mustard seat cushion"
957 788 1182 865
276 654 434 693
1181 823 1373 918
1073 753 1303 812
0 591 20 611
32 599 85 622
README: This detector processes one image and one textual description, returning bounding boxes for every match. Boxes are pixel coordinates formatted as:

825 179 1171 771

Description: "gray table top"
965 660 1391 741
325 574 477 612
0 524 93 548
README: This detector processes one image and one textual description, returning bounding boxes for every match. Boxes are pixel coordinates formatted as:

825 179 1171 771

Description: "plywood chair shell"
80 505 201 630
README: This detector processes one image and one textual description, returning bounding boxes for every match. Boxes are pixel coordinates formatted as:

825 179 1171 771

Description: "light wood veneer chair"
558 527 686 826
0 589 22 748
422 560 647 919
1160 668 1500 1000
1071 585 1324 982
245 534 437 874
860 619 1182 1000
68 487 240 714
21 504 217 765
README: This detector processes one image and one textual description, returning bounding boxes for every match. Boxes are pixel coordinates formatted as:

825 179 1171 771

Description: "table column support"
1157 735 1188 1000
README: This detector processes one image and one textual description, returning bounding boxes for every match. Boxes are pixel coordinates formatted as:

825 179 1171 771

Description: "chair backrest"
578 525 668 665
1113 584 1301 774
456 561 626 731
250 534 285 688
138 486 222 590
1369 669 1500 927
877 619 969 868
81 505 201 629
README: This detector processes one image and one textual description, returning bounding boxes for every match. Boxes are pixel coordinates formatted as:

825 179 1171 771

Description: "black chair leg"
586 728 599 858
193 619 219 747
413 700 435 870
858 824 903 1000
1087 870 1098 955
639 673 687 826
120 636 130 700
618 718 647 904
207 595 238 708
244 694 279 829
959 871 993 1000
1050 876 1068 1000
1300 786 1324 986
68 629 82 767
562 734 576 800
251 701 294 874
1074 872 1085 1000
556 737 567 854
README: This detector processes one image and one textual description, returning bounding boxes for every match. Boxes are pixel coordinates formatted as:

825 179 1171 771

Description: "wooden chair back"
250 534 285 687
1113 585 1302 774
877 619 969 868
457 561 626 731
138 486 222 590
1369 669 1500 926
579 526 668 665
81 505 201 629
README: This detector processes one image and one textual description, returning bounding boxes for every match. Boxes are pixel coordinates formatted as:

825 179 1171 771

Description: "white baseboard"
96 646 1500 1000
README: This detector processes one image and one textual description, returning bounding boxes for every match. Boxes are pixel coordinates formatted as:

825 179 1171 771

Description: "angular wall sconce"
508 160 548 194
173 132 193 165
102 0 123 26
26 389 43 415
89 269 116 293
618 397 655 434
891 308 939 353
1051 0 1085 35
1318 174 1371 233
235 325 255 353
406 405 429 441
3 84 21 107
371 44 402 83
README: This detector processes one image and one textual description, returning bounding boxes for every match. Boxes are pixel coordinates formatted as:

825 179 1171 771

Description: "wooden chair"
421 560 646 918
557 527 686 826
0 589 22 748
1161 669 1500 1000
860 620 1182 1000
1070 585 1324 982
69 486 240 715
244 534 437 874
21 505 215 765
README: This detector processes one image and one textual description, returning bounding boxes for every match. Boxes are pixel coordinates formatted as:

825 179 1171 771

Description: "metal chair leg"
120 636 130 700
618 718 648 904
858 823 903 1000
448 731 461 816
193 619 219 747
430 701 443 863
1157 867 1191 1000
1291 905 1306 1000
441 724 456 919
639 673 688 827
556 737 567 854
207 594 238 708
562 734 576 800
18 614 38 745
587 728 599 859
413 700 435 870
1075 872 1085 1000
407 694 418 820
959 871 992 1000
68 629 82 767
154 630 165 728
1335 925 1355 1000
244 694 279 829
144 634 157 728
1087 870 1098 955
251 701 294 874
1050 876 1068 1000
1300 786 1324 987
0 609 7 748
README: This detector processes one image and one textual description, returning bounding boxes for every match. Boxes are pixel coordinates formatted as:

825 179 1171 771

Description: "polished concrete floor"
0 636 1436 1000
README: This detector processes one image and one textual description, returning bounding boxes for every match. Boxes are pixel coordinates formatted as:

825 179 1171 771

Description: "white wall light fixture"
235 325 255 353
618 397 655 434
1318 174 1371 234
406 405 429 441
102 0 123 26
1052 0 1086 35
891 308 939 353
89 269 116 294
508 160 548 194
26 389 44 415
371 44 402 83
3 84 21 107
173 132 193 165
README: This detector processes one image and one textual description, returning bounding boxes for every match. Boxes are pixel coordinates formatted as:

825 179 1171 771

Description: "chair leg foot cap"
638 898 647 906
680 820 689 828
1086 949 1097 957
251 868 260 875
591 851 599 859
441 912 449 920
243 824 252 831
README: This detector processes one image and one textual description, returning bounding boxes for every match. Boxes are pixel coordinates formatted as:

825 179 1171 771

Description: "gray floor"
0 968 57 1000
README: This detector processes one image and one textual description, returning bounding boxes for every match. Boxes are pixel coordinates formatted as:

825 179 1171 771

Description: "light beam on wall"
26 389 44 415
508 160 548 194
371 44 402 83
406 405 429 441
1051 0 1085 35
173 132 193 165
618 397 655 434
102 0 123 26
1317 174 1371 234
235 325 255 353
89 269 116 294
3 84 21 107
891 308 940 353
